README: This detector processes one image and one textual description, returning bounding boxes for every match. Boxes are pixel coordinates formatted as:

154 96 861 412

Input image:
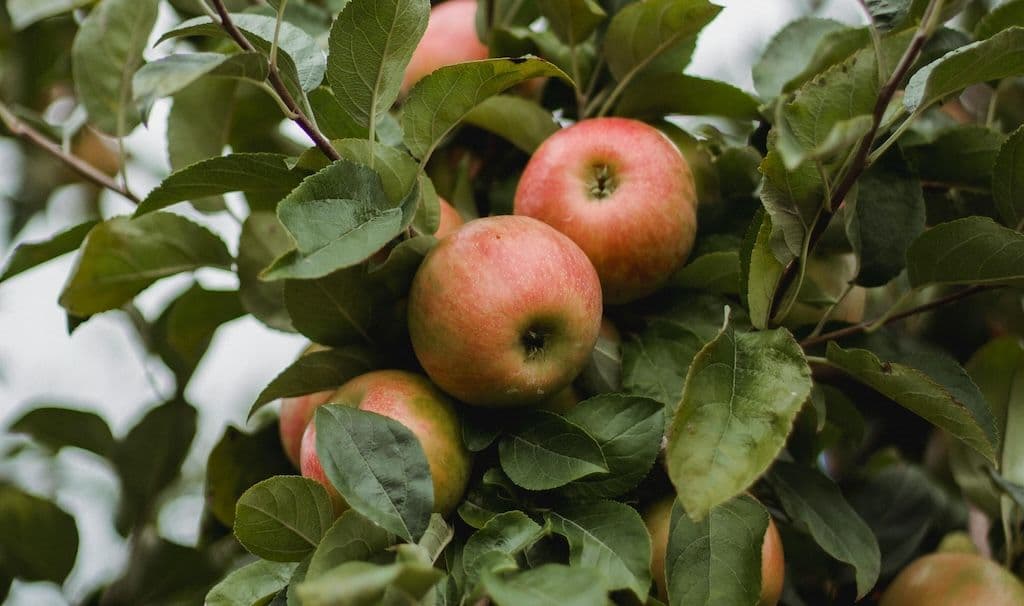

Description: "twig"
208 0 340 161
800 285 996 349
0 101 141 205
767 0 945 323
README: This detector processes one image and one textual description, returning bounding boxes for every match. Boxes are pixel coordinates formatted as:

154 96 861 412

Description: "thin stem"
209 0 340 161
800 285 996 349
808 281 856 339
868 108 921 164
270 0 288 72
0 101 140 204
856 0 887 86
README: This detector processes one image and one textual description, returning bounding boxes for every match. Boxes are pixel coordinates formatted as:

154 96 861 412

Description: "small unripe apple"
435 197 465 239
644 496 784 605
880 552 1024 606
299 370 472 515
402 0 489 95
514 117 698 304
408 215 603 407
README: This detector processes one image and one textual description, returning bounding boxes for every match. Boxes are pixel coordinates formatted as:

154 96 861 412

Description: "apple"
402 0 489 95
435 197 464 239
278 344 336 468
299 370 472 515
880 552 1024 606
514 117 698 304
537 385 581 414
644 496 784 605
407 215 602 407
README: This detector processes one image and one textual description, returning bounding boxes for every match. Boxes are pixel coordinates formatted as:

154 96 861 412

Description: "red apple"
880 552 1024 606
278 344 335 468
402 0 489 95
407 215 602 407
514 117 698 304
299 370 472 515
435 197 464 239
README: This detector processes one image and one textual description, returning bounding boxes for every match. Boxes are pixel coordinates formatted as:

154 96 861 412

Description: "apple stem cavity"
588 163 618 200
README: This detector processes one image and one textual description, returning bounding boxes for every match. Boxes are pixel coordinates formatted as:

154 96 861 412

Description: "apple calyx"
587 163 619 200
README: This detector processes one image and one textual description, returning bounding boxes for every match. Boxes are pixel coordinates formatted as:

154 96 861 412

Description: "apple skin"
280 390 337 468
408 215 603 407
880 553 1024 606
435 197 465 239
299 370 472 516
644 496 784 605
401 0 489 95
514 117 698 304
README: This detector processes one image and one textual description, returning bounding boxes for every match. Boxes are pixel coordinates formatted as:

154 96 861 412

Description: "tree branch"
0 101 140 205
767 0 944 322
209 0 340 161
800 285 996 349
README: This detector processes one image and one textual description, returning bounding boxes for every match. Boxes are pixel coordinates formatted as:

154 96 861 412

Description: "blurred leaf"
71 0 158 135
668 251 741 295
463 95 560 153
905 27 1024 112
402 57 571 160
206 559 298 606
249 347 376 417
752 18 850 100
665 494 768 606
768 462 880 598
234 476 335 562
296 560 443 606
205 424 294 528
617 74 759 120
136 153 302 216
989 471 1024 510
239 212 295 332
549 500 650 600
666 319 811 521
481 564 606 606
577 321 622 395
826 343 998 462
314 405 433 542
903 125 1005 189
974 0 1024 40
561 395 664 499
132 52 267 114
0 485 78 583
9 406 113 458
327 0 429 128
906 216 1024 288
6 0 94 30
153 285 244 388
114 400 197 533
307 510 396 579
537 0 606 44
167 78 238 213
994 125 1024 228
0 220 98 284
865 0 913 31
463 511 544 585
498 410 608 491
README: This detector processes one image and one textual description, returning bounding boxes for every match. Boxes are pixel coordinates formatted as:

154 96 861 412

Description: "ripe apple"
278 344 335 468
644 496 784 605
402 0 489 95
880 552 1024 606
514 117 698 304
435 197 464 238
407 215 602 407
299 370 472 515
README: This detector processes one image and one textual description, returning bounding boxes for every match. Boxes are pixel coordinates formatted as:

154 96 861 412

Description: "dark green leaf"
746 208 787 328
752 18 850 100
205 424 294 527
906 216 1024 288
975 0 1024 40
250 347 376 417
132 52 268 113
0 485 78 583
537 0 606 44
0 220 98 284
481 564 606 606
994 125 1024 228
463 95 560 154
903 125 1005 189
234 476 335 562
296 560 443 606
498 410 608 491
9 406 114 458
668 251 741 295
283 265 399 347
308 88 369 140
153 285 244 387
463 511 545 585
239 212 295 332
617 74 760 120
206 560 298 606
167 78 238 214
307 510 396 579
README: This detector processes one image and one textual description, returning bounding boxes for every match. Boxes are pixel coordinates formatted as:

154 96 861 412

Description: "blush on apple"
402 0 489 95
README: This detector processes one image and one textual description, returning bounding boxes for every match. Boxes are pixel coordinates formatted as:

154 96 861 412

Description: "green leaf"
775 113 873 171
152 285 244 387
746 210 787 328
481 564 607 606
826 343 998 462
7 0 93 30
308 87 369 140
666 320 812 520
906 216 1024 288
9 406 114 458
752 18 850 100
0 220 98 284
263 159 416 281
249 346 377 418
616 74 760 120
314 405 434 542
113 400 197 533
865 0 913 31
136 153 303 216
327 0 429 129
58 214 232 317
166 78 237 214
561 395 664 499
463 95 560 154
205 424 294 527
234 476 335 562
768 462 881 598
975 0 1024 40
0 485 79 583
307 510 396 579
498 410 608 491
549 501 651 600
903 125 1005 189
537 0 606 44
206 559 298 606
296 561 443 606
239 212 295 332
904 27 1024 112
132 52 268 114
603 0 722 83
577 321 622 395
416 515 454 566
283 265 397 347
665 494 769 606
668 251 741 295
402 57 571 160
463 511 545 584
994 125 1024 229
71 0 158 135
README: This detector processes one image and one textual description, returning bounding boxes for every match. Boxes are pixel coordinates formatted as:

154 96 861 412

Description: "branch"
800 285 996 349
767 0 943 322
0 102 140 205
209 0 340 161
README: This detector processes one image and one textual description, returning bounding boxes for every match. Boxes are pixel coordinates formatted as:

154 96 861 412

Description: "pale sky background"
0 1 865 603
